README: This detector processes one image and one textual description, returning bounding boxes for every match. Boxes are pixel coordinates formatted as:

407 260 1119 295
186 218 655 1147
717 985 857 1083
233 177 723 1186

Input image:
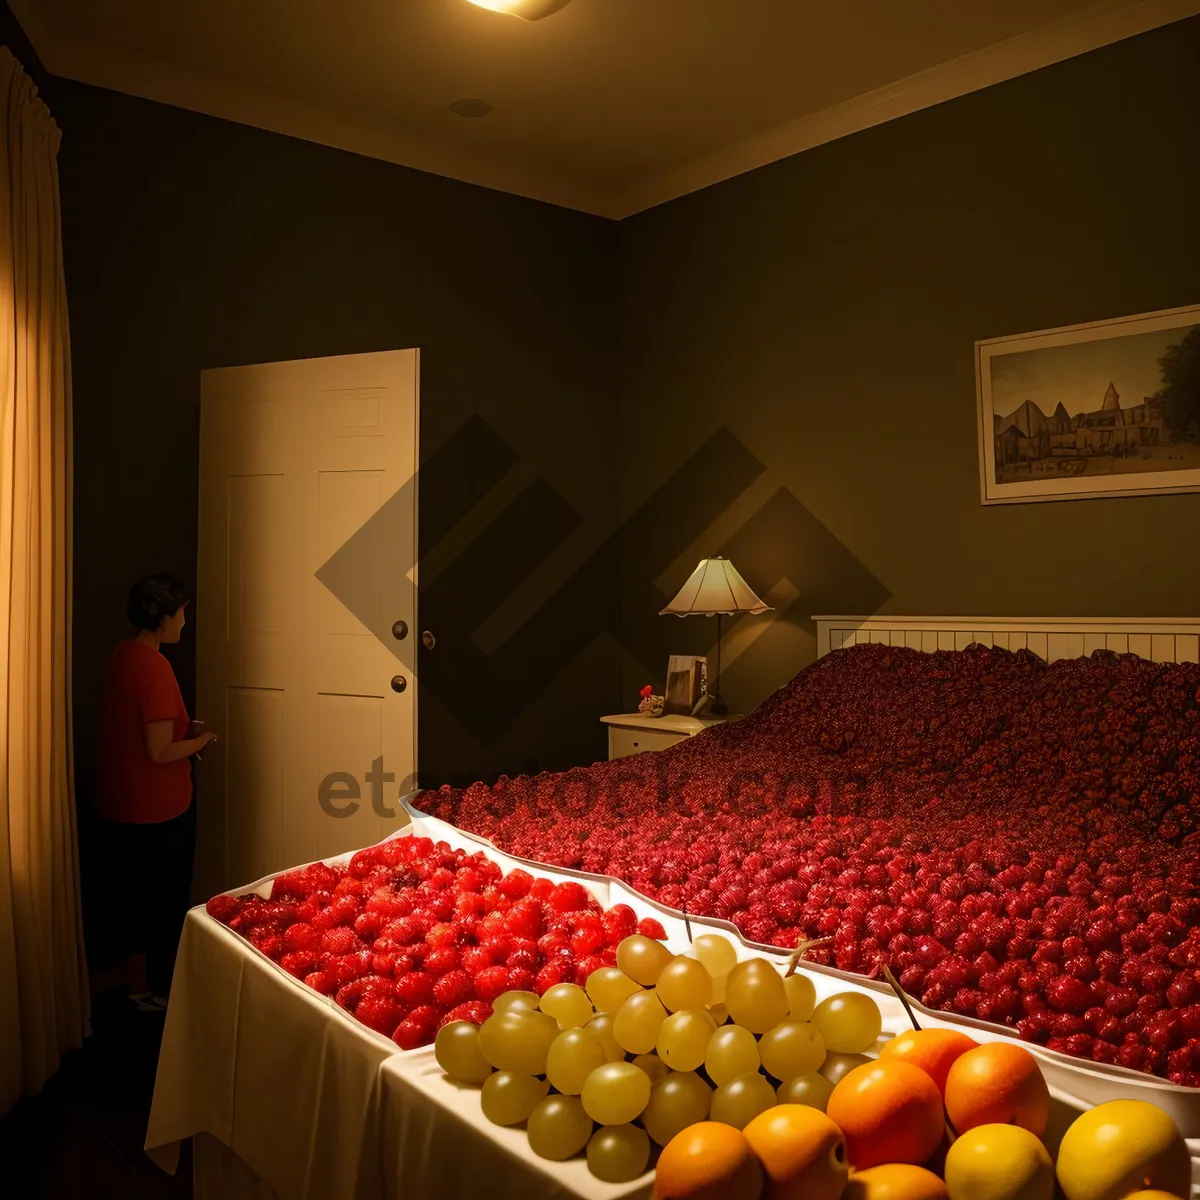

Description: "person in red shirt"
96 575 216 1010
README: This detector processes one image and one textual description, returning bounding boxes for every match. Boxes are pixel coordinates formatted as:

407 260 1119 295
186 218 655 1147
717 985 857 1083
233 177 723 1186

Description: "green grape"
585 967 641 1013
616 935 673 986
580 1061 653 1125
477 1010 557 1076
783 973 817 1021
654 957 713 1013
709 1071 777 1130
480 1071 549 1126
711 973 728 1005
705 1024 761 1087
758 1020 826 1082
586 1124 651 1183
709 1001 730 1025
546 1027 608 1095
640 1071 712 1146
584 1013 627 1062
819 1051 871 1084
526 1094 594 1161
540 982 595 1029
776 1071 835 1111
612 989 668 1054
725 958 789 1033
434 1020 493 1085
810 992 882 1053
492 990 540 1014
632 1053 670 1085
693 933 738 977
656 1011 713 1072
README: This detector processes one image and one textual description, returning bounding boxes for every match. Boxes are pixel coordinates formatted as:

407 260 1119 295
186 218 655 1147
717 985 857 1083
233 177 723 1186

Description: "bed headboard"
813 616 1200 665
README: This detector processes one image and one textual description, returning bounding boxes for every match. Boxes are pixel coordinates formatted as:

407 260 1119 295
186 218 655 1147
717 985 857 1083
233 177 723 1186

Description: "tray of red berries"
395 797 1200 1134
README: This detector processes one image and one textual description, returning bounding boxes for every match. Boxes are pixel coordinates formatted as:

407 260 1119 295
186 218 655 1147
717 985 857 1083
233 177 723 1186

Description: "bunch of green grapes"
433 929 886 1182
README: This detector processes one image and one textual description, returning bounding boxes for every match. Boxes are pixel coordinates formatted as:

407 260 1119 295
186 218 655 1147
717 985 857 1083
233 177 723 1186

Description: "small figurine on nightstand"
637 684 665 717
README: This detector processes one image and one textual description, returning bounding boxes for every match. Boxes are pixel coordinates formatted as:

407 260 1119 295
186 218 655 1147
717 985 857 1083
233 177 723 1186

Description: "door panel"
197 350 418 897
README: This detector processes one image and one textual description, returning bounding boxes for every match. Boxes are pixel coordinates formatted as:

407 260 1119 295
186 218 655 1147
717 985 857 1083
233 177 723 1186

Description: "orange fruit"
944 1042 1050 1137
845 1163 950 1200
743 1104 848 1200
652 1121 764 1200
880 1029 978 1094
826 1060 944 1170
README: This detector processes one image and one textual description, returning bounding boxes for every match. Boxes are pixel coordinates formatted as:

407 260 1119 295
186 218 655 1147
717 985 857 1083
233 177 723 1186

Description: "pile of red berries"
415 643 1200 1085
205 835 668 1050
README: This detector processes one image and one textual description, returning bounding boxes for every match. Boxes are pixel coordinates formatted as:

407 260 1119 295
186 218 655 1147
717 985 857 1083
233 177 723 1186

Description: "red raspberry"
433 970 474 1008
394 972 434 1005
438 1000 493 1029
474 966 514 1003
284 923 321 952
638 917 667 940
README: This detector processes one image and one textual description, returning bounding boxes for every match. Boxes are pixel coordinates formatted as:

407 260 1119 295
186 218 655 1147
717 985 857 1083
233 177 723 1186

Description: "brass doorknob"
390 675 407 693
392 620 408 640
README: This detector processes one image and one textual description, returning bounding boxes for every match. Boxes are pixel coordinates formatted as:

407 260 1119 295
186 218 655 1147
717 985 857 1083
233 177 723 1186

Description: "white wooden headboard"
814 616 1200 665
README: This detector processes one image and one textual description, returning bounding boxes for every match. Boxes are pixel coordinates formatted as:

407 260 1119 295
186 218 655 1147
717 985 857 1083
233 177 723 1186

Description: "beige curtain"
0 46 88 1118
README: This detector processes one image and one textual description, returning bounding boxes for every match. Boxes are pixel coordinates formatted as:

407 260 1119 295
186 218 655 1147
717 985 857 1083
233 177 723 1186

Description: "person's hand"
200 730 218 748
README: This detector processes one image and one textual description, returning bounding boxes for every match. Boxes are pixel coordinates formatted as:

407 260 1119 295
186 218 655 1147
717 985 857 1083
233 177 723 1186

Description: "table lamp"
660 557 771 715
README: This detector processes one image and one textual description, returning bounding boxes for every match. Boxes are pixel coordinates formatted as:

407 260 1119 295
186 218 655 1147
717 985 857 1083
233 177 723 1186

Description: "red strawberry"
499 869 534 899
321 927 360 956
473 966 512 1003
438 1000 493 1029
356 993 407 1035
535 959 575 993
391 1019 426 1050
433 970 474 1008
425 947 461 976
506 968 536 993
394 972 434 1005
280 950 321 978
205 894 242 923
638 917 667 940
601 904 638 942
460 945 493 974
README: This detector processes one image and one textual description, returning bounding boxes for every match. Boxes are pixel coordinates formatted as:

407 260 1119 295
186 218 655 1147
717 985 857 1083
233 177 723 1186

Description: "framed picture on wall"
976 303 1200 504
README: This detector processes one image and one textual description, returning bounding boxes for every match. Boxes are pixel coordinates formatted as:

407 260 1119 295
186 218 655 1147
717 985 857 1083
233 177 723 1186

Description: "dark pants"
98 802 196 957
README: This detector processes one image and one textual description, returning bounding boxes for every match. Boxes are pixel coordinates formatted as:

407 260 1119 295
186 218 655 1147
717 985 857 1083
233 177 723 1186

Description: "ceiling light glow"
464 0 573 20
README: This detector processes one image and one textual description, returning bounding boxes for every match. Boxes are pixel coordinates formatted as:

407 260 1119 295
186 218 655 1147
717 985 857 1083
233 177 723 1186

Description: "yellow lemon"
1055 1101 1190 1200
944 1123 1053 1200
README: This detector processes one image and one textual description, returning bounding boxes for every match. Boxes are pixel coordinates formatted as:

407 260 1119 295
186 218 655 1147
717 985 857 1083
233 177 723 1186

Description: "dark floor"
0 991 192 1198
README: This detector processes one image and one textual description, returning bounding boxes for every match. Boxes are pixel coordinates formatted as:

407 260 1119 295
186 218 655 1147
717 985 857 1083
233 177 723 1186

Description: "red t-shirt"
96 639 193 824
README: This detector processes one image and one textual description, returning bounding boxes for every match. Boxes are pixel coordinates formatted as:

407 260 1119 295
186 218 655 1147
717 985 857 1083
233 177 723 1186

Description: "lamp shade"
660 557 772 618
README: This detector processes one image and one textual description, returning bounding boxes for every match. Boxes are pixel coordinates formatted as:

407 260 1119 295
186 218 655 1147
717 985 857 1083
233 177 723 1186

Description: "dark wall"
46 80 621 808
616 17 1200 717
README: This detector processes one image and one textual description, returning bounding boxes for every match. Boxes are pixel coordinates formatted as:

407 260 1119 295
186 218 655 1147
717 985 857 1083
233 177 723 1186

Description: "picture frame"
664 655 706 716
976 303 1200 505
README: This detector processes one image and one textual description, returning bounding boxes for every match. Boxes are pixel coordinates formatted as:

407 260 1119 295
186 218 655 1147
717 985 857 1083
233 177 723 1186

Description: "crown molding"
611 0 1200 217
12 0 1200 221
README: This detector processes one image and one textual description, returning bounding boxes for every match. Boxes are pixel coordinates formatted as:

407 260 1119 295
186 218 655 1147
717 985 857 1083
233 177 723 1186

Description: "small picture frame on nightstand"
664 655 706 716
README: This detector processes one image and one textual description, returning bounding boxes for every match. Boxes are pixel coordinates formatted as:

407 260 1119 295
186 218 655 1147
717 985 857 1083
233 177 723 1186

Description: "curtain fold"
0 45 88 1119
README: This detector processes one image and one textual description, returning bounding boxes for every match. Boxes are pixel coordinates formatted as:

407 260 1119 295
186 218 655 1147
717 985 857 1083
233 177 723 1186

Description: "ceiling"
13 0 1199 218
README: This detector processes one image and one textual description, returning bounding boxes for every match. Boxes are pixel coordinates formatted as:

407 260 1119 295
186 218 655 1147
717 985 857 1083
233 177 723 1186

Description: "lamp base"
692 692 728 717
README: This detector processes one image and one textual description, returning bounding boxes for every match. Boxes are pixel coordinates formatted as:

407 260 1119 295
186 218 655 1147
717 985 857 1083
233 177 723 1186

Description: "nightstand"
600 712 740 760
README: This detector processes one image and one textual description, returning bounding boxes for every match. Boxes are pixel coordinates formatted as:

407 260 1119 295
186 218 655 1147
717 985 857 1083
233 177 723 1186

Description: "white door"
196 350 418 897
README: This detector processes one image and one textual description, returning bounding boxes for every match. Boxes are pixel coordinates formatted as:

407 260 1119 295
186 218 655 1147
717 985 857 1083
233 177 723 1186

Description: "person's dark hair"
127 575 189 632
